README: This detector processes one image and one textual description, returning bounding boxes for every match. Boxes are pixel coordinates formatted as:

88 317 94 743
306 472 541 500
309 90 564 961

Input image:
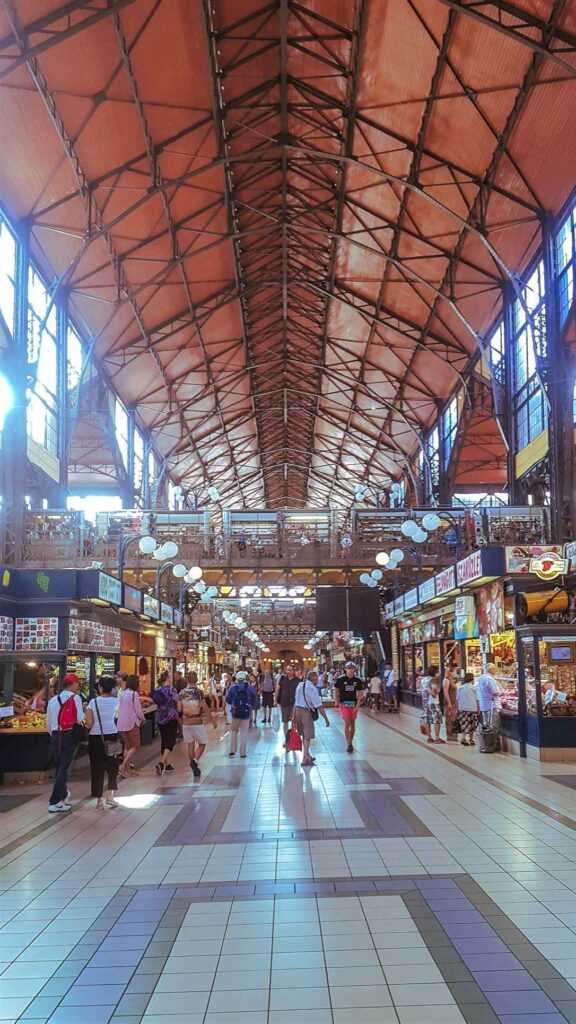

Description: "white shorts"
183 724 208 745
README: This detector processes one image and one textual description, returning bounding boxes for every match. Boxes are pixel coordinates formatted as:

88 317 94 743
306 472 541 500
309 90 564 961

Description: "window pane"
67 326 83 391
114 399 129 468
0 217 16 336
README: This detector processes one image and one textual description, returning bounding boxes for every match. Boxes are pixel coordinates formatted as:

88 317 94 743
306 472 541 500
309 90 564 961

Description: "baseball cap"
236 670 248 682
63 672 80 686
345 661 356 670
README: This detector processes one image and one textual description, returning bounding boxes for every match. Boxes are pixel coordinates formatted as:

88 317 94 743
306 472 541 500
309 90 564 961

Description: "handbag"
286 727 303 751
94 698 123 758
302 681 319 721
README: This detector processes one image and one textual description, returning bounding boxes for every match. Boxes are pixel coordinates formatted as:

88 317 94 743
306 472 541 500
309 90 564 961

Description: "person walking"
457 672 480 747
226 670 257 757
369 671 383 710
382 661 398 711
46 673 85 813
117 675 145 778
260 668 275 724
294 671 330 765
85 676 121 808
334 661 366 753
180 678 217 777
275 664 299 746
442 666 459 742
151 671 181 775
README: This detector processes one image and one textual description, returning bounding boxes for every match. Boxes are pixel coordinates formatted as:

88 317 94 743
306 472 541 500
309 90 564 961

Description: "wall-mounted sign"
143 594 159 619
404 588 419 611
161 603 174 625
385 601 395 619
565 541 576 571
0 616 13 650
456 550 482 586
529 550 569 581
435 565 456 597
15 617 58 651
476 581 505 634
454 595 478 640
98 572 122 605
505 544 562 575
123 584 142 614
418 578 435 604
393 595 404 615
69 619 121 652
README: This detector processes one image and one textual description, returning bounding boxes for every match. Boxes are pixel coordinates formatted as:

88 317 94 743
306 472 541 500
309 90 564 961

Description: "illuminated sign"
143 594 159 619
161 603 174 625
98 572 122 605
123 585 142 614
529 550 569 581
435 565 456 597
393 595 404 615
456 550 482 586
418 577 435 604
404 588 419 611
505 544 562 575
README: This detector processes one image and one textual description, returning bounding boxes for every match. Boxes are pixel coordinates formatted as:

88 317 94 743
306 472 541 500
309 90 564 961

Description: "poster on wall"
15 617 58 651
143 594 159 619
68 619 121 652
475 581 505 634
0 616 13 649
505 545 562 575
454 595 478 640
98 572 122 605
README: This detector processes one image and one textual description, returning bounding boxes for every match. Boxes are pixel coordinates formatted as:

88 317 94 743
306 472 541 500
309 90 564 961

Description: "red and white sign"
435 565 456 596
506 545 562 575
529 550 568 581
456 550 483 587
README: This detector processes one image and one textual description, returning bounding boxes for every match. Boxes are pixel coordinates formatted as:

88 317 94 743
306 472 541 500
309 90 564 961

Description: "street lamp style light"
117 533 157 579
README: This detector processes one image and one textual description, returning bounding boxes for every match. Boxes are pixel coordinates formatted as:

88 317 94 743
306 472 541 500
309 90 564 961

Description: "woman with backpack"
226 670 257 757
117 675 145 779
151 670 181 775
84 676 122 808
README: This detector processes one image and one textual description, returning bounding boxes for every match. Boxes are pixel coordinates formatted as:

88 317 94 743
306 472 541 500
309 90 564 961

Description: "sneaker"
346 744 353 754
228 751 236 757
240 754 247 758
164 763 175 772
155 762 164 776
191 759 201 778
48 802 71 813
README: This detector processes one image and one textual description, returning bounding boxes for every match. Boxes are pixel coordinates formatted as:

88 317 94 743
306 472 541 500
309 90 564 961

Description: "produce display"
0 710 47 730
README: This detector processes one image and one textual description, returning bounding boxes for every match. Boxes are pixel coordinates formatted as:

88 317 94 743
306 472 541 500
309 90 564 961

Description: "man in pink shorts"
334 661 366 753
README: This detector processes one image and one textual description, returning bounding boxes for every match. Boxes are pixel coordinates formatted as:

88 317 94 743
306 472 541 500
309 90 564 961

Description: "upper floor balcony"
14 504 550 573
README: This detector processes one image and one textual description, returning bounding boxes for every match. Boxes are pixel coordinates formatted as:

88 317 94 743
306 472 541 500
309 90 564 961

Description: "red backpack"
57 695 78 731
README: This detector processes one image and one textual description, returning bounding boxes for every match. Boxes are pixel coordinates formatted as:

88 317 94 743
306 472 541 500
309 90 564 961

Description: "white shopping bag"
271 705 281 731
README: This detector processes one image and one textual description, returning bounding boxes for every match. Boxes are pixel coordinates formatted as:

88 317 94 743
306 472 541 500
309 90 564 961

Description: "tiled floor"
3 710 576 1022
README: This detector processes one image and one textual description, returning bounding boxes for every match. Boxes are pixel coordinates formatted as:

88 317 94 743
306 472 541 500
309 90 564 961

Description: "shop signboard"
435 565 456 597
393 595 404 615
98 572 122 605
505 544 562 575
529 550 568 581
475 580 505 634
385 601 395 619
404 588 419 611
418 578 435 604
161 603 174 625
143 594 159 619
123 584 142 614
400 627 411 645
456 547 506 586
454 595 478 640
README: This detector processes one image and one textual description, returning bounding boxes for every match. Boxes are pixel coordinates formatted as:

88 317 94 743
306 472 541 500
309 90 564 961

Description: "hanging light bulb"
371 568 383 581
401 520 418 538
152 545 167 561
366 577 378 588
138 536 157 555
390 548 405 563
413 529 428 543
188 566 203 581
375 551 390 566
194 580 206 594
172 564 187 578
422 512 442 532
359 573 371 585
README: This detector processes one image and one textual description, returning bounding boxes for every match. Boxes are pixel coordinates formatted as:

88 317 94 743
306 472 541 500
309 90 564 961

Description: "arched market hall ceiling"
0 0 575 508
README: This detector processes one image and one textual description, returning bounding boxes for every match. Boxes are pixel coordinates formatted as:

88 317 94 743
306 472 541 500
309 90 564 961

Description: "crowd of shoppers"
418 662 501 748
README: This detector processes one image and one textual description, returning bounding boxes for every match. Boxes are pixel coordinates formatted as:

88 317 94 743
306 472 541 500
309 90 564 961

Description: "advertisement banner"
475 581 505 634
435 565 456 597
98 572 122 605
505 544 562 575
143 594 159 619
69 619 121 652
385 601 395 619
418 577 435 604
161 603 174 625
454 595 478 640
404 588 419 611
123 584 142 614
393 595 404 615
456 550 482 587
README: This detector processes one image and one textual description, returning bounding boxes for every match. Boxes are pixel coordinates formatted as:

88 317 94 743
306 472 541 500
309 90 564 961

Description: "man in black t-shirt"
275 664 300 745
334 661 366 753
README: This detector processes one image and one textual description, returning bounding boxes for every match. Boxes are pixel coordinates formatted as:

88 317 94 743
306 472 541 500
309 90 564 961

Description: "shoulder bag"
94 698 123 758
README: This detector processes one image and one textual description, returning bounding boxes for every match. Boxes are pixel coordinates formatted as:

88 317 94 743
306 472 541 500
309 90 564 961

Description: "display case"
509 626 576 761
